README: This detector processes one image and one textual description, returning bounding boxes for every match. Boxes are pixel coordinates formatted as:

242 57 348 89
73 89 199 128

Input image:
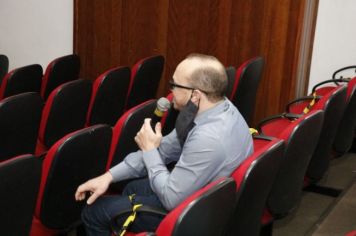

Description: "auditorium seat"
0 64 42 99
161 93 178 136
225 136 284 236
229 57 264 125
110 177 236 236
0 154 41 236
257 110 324 233
286 85 347 184
225 66 236 99
41 54 80 100
125 55 164 110
36 79 92 155
0 54 9 82
333 66 356 153
305 77 356 155
30 124 112 236
0 92 43 161
107 99 156 169
86 66 130 126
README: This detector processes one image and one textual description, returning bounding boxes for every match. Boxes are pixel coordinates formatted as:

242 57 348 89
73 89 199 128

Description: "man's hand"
75 172 113 205
135 118 162 152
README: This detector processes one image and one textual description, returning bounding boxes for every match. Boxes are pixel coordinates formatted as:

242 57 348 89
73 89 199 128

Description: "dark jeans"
81 178 166 236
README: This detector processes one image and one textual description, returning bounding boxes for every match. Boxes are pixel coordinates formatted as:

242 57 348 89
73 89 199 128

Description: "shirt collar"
194 97 230 125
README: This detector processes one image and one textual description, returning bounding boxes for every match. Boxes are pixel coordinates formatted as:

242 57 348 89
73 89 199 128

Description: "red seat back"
0 64 42 99
225 66 236 99
31 125 111 235
160 93 179 136
107 100 156 169
86 66 130 126
229 57 264 125
333 77 356 153
125 55 164 110
226 136 284 236
0 54 9 82
41 54 80 100
0 154 41 236
0 92 43 161
155 178 236 236
306 86 347 181
36 79 92 154
262 111 324 216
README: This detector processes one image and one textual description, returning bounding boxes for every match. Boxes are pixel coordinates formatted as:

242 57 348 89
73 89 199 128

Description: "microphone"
151 97 171 129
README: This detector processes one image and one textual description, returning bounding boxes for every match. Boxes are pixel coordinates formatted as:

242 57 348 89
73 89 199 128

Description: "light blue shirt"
110 98 253 210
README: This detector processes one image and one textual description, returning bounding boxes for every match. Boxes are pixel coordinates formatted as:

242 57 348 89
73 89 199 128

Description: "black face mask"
175 99 199 147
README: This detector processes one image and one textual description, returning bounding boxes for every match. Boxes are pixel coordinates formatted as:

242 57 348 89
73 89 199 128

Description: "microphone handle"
151 114 162 130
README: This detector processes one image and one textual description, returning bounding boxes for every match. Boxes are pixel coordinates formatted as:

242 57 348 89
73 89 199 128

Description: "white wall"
1 0 355 92
309 0 356 92
0 0 73 71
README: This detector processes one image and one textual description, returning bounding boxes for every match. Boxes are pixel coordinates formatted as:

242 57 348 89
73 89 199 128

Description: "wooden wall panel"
74 0 318 125
74 0 169 80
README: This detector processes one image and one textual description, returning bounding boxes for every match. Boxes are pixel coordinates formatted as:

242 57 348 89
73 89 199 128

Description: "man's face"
171 62 194 110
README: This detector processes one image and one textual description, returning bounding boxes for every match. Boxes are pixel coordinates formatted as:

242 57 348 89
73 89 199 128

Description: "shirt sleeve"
109 129 182 182
142 132 224 210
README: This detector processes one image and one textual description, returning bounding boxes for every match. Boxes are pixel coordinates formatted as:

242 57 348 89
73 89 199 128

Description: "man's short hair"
185 53 227 102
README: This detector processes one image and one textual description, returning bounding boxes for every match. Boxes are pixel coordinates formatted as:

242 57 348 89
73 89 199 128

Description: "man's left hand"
135 118 162 152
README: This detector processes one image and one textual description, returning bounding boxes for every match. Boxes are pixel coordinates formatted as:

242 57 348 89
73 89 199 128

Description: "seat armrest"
285 96 320 113
252 134 275 141
312 78 350 89
111 205 167 235
257 113 302 133
332 65 356 81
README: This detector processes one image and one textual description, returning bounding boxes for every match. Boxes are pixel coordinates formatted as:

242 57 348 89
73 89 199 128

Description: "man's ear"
191 89 201 104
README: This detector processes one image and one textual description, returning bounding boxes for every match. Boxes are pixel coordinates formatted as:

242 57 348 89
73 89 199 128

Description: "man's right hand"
75 172 113 205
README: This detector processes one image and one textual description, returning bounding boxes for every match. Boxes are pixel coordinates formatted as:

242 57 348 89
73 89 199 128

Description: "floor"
273 152 356 236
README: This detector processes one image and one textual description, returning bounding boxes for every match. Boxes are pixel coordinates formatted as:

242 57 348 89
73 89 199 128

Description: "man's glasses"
168 79 195 91
168 79 210 94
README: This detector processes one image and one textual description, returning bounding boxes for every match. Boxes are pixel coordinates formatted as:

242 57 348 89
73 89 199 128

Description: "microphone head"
157 97 171 112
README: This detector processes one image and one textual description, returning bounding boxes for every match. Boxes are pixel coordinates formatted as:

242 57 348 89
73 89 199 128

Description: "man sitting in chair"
75 53 253 236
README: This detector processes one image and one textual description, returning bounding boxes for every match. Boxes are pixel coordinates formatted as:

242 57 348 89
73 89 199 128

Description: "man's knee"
81 205 92 226
81 200 111 230
81 204 113 236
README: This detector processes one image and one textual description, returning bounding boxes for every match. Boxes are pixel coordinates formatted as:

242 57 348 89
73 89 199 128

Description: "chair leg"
304 184 342 197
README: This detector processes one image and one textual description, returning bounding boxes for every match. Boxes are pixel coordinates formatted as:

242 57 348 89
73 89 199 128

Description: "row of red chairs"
2 77 351 235
0 54 165 107
101 64 355 235
0 53 265 163
0 97 161 235
0 54 80 101
0 53 263 127
257 72 356 234
1 54 354 235
0 122 285 236
3 87 344 235
0 55 165 161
